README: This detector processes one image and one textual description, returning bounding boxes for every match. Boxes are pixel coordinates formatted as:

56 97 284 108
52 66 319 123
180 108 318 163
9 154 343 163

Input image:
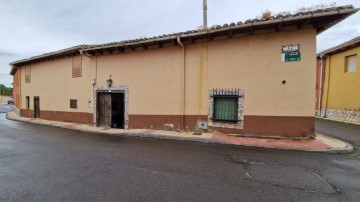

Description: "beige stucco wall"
19 28 316 118
0 96 11 103
205 29 316 116
20 55 93 113
95 46 183 115
95 28 316 117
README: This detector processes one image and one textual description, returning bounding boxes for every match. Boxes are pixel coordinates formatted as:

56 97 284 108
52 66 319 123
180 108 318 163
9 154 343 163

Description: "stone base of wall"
20 109 93 124
210 116 314 138
18 110 314 138
316 108 360 124
129 115 314 138
20 109 34 118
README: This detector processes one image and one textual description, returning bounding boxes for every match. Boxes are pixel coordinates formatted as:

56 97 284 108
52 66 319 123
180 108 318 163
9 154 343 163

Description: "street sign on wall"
281 44 301 62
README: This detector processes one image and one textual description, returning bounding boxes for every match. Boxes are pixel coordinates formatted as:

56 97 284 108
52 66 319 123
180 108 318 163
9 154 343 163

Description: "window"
72 56 82 78
25 65 31 83
346 55 357 73
26 96 30 109
208 88 245 130
70 99 77 108
213 96 238 122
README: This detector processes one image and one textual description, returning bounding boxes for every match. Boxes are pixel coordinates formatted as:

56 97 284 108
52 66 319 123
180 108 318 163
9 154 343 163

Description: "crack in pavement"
244 178 332 194
219 153 342 195
313 172 342 194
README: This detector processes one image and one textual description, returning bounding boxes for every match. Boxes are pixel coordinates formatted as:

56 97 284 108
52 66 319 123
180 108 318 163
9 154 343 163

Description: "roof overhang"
9 45 91 68
81 6 359 56
9 5 359 71
10 66 16 75
318 36 360 57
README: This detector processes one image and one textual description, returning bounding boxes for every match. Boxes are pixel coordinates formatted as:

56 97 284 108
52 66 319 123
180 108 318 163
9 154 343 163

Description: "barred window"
346 55 357 73
213 96 238 122
209 88 244 129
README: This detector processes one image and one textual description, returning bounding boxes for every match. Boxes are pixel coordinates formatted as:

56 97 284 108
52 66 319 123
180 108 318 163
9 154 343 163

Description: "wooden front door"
98 93 112 128
34 97 40 118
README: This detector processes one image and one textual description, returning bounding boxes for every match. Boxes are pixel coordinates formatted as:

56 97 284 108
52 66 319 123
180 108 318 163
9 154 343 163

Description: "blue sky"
1 0 359 86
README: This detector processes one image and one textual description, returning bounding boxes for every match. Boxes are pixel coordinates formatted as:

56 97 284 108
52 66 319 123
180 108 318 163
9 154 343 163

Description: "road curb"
5 112 353 153
316 117 360 127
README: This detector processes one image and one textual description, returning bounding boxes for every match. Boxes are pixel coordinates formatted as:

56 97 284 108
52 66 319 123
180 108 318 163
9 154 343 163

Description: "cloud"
317 11 360 52
0 0 359 86
0 51 20 57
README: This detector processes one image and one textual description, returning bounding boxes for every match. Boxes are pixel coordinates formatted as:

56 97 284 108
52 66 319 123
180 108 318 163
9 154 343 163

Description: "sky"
0 0 359 87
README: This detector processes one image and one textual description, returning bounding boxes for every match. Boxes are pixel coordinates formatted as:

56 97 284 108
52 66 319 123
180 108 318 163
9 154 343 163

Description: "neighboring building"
10 5 358 138
317 35 360 124
11 68 21 109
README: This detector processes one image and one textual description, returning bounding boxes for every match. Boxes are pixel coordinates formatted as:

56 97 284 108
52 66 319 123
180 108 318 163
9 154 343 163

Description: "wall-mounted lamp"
107 75 113 87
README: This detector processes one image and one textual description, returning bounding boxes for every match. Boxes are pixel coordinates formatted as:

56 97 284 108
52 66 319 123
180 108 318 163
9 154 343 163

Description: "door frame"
93 85 129 129
33 96 40 118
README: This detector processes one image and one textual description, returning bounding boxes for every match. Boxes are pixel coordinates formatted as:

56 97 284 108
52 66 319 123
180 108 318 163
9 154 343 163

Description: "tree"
0 84 12 96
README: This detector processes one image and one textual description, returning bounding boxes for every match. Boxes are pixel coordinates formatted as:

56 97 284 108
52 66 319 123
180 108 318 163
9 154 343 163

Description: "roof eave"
9 45 89 67
316 8 360 34
82 8 359 54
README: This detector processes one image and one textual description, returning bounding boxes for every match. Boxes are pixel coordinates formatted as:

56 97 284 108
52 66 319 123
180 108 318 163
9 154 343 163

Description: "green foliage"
0 84 12 96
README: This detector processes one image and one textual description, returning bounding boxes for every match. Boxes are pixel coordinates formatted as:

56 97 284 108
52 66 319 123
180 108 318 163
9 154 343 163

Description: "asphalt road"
1 102 360 201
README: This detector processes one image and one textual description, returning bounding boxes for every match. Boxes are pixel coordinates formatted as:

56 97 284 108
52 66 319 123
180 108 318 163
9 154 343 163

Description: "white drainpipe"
318 54 324 116
177 36 186 130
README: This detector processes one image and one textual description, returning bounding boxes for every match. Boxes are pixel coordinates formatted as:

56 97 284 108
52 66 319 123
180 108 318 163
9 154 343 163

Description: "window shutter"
72 56 82 78
25 65 31 83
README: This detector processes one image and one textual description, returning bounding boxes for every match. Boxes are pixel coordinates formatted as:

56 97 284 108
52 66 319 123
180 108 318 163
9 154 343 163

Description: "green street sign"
284 52 301 62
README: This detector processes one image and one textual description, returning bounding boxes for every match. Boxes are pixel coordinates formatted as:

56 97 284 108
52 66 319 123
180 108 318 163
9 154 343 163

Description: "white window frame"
346 55 357 73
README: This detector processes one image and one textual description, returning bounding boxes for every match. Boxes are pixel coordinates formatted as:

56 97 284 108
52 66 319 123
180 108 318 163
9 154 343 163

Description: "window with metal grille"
346 55 357 73
70 99 77 109
213 96 238 122
72 56 82 78
25 65 31 83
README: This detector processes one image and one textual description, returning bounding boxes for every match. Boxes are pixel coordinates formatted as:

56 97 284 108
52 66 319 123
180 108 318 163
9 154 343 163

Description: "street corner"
315 133 354 154
210 132 354 153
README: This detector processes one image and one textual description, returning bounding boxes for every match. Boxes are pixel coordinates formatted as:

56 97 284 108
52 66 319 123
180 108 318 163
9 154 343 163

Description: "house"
317 35 360 124
9 5 359 138
12 68 21 109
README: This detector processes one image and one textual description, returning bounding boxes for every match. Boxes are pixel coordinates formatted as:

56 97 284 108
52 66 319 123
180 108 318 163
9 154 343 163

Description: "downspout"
80 50 96 124
177 36 186 130
19 67 22 111
324 55 331 118
318 54 324 116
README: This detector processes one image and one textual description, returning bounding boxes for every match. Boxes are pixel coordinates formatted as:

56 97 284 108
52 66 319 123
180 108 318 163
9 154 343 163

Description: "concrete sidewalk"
6 111 353 153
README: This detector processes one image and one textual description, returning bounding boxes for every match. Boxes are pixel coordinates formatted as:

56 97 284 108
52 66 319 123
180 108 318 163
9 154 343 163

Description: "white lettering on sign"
282 44 300 53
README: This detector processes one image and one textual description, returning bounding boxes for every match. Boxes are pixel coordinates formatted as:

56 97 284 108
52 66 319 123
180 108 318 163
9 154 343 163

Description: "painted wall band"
20 109 314 137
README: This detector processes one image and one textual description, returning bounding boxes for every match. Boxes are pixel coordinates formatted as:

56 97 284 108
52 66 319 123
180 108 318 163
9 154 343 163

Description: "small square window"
213 96 238 122
345 55 357 73
70 99 77 109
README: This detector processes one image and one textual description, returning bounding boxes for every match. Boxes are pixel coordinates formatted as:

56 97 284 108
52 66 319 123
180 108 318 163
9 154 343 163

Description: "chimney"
203 0 208 27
